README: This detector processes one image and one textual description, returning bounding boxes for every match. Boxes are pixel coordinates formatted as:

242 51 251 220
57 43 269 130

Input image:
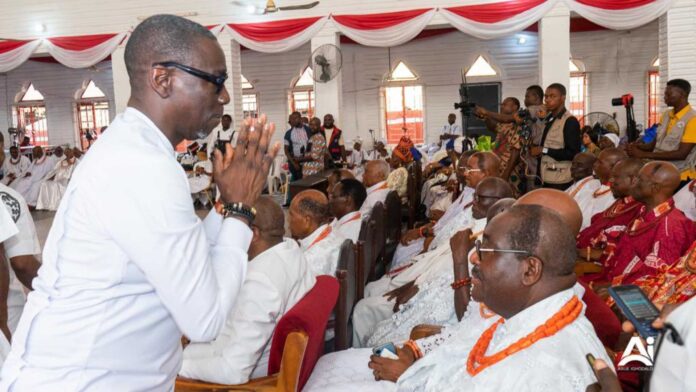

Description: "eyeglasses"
474 193 502 203
153 61 228 94
475 239 532 261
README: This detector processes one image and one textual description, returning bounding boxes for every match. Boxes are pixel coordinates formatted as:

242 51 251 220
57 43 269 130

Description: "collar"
496 284 582 341
252 238 299 262
337 211 361 226
9 156 21 164
548 107 567 122
125 107 176 157
669 104 692 120
299 223 331 250
366 180 388 195
649 199 674 218
33 155 47 165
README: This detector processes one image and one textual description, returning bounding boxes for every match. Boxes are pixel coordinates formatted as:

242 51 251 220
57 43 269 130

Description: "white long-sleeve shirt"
360 181 390 216
1 107 251 391
180 238 316 384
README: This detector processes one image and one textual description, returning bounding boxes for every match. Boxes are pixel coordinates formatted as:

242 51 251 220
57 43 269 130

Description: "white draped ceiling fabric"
0 0 677 70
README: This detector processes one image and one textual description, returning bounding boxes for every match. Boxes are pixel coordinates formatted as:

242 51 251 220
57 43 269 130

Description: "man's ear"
149 66 173 99
521 256 543 286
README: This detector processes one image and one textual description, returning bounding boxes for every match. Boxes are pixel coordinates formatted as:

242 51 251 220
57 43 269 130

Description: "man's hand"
626 144 646 158
410 324 442 340
474 106 488 119
400 228 423 245
450 229 474 267
213 115 280 207
429 209 445 221
368 346 416 382
530 146 543 157
392 283 419 312
24 172 31 178
585 359 621 392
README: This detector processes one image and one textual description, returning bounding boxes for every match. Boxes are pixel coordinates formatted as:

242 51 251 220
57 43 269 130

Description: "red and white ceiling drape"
332 8 436 47
0 40 42 73
565 0 677 29
224 16 328 53
0 0 677 69
441 0 559 39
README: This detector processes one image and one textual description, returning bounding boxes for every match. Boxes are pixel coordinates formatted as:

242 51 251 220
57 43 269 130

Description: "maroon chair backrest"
384 191 402 245
579 281 621 349
268 275 339 390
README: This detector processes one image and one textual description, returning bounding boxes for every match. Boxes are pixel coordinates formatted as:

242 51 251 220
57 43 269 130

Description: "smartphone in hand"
608 285 660 339
372 342 399 360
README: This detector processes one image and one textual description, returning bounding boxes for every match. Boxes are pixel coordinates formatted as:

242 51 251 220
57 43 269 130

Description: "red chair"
175 275 339 392
579 281 621 349
267 275 339 390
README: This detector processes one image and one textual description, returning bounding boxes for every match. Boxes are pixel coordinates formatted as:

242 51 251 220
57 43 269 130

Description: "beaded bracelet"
404 340 423 360
451 277 472 290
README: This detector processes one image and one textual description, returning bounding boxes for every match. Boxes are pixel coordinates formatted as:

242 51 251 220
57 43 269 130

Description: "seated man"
599 161 696 285
566 149 624 230
1 146 30 186
352 177 513 348
306 201 612 392
424 150 473 221
179 197 315 384
329 179 367 243
290 189 346 276
394 205 611 391
360 160 391 216
576 158 643 260
36 147 79 211
565 152 597 197
188 150 213 207
10 146 55 208
391 152 500 270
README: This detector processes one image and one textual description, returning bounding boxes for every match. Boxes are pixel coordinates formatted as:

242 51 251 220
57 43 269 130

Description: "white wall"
0 60 115 147
241 21 658 147
571 21 659 133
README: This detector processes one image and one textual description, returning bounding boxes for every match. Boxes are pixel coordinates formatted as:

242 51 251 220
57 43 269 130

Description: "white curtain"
564 0 678 30
331 9 436 47
43 33 127 69
0 40 42 73
224 17 328 53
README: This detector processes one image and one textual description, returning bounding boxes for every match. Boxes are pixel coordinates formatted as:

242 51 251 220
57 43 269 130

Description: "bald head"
594 148 628 183
253 196 285 240
470 152 501 176
610 158 643 199
632 161 681 206
363 160 390 187
516 189 583 235
486 198 516 222
472 177 514 219
289 190 331 239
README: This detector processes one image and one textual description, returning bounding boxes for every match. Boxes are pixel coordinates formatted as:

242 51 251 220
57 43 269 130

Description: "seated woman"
581 125 601 156
36 147 78 211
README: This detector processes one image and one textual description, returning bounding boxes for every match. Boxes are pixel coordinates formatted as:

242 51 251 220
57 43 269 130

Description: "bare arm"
10 254 40 289
0 244 10 341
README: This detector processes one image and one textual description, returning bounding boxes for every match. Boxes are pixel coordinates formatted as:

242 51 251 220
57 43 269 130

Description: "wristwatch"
215 201 257 224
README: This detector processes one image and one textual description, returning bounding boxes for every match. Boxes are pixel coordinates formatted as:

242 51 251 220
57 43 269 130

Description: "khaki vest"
540 110 574 184
655 108 696 172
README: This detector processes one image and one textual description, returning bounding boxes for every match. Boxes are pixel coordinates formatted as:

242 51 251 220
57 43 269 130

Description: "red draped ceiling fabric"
331 8 436 47
0 0 677 67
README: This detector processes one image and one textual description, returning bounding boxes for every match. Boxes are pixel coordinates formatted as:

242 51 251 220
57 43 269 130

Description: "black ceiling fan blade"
278 1 319 11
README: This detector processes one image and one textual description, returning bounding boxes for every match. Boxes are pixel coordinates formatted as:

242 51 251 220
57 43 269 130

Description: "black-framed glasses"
475 239 532 261
153 61 228 94
474 193 502 203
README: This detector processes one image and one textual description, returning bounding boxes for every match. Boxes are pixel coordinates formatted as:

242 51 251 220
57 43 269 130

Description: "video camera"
611 93 638 142
454 84 477 116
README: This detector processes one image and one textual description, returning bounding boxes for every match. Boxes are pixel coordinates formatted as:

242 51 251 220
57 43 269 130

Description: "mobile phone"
608 285 660 339
372 342 398 360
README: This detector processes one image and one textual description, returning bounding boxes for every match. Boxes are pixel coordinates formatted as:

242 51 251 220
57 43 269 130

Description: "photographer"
475 97 524 193
530 83 582 190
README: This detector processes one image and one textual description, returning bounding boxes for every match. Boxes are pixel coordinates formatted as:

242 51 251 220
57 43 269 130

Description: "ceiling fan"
232 0 320 14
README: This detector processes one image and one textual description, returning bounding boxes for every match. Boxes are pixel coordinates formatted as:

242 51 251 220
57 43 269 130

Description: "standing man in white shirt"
206 114 236 156
180 196 315 385
0 15 279 391
329 178 367 243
